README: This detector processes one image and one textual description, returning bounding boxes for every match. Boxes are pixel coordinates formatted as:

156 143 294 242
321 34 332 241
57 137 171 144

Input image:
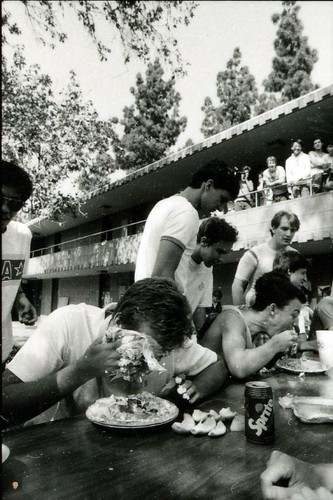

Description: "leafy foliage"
112 59 187 170
201 48 258 138
262 1 318 102
2 48 116 220
2 1 197 74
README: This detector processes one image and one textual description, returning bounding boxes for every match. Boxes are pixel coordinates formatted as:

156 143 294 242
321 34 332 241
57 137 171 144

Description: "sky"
3 1 333 148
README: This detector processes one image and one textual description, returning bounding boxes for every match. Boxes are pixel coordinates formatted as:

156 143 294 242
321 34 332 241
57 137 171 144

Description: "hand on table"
16 295 37 325
161 374 201 404
261 451 333 500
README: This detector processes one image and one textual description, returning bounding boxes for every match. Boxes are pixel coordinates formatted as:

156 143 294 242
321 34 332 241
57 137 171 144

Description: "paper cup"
316 330 333 369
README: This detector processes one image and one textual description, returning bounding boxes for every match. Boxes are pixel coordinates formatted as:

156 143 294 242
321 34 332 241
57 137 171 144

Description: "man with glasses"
2 159 37 366
135 159 239 298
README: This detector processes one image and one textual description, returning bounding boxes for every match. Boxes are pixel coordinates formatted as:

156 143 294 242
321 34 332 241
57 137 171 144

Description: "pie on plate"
276 358 326 374
86 391 179 428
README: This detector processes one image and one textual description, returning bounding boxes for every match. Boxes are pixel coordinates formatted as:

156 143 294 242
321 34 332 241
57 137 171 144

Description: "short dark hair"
189 159 240 201
112 278 192 351
213 289 222 300
273 250 309 274
270 210 300 235
196 217 238 245
1 160 33 201
253 271 306 311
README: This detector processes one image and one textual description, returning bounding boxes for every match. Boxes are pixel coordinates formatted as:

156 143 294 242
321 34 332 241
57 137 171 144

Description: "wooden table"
2 371 333 500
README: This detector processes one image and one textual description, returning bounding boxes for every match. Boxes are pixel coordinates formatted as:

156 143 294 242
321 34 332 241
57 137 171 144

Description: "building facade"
24 86 333 314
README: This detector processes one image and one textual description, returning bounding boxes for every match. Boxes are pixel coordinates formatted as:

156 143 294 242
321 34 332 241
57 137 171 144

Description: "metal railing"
31 177 326 258
30 219 146 257
234 178 314 209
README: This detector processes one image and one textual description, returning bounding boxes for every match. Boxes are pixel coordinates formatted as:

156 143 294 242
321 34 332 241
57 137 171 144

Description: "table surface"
2 371 333 500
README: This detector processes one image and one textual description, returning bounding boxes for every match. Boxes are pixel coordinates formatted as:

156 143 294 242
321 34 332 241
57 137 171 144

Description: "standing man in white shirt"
285 140 311 198
232 210 300 306
134 159 240 295
2 160 37 366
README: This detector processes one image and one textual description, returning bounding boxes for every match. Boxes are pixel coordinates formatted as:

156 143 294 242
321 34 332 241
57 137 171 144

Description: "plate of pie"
86 391 179 429
276 358 326 374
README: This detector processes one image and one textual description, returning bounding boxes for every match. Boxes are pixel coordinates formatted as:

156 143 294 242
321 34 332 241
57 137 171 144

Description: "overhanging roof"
29 85 333 237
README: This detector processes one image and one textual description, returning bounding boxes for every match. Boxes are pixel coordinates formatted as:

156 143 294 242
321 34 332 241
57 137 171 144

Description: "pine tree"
201 48 258 138
112 59 187 170
263 1 318 102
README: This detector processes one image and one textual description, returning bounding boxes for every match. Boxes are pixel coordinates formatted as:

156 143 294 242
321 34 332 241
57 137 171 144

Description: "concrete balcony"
25 192 333 279
26 233 142 278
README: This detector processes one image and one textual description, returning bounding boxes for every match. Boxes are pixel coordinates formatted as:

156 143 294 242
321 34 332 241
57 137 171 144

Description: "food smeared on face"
103 325 166 383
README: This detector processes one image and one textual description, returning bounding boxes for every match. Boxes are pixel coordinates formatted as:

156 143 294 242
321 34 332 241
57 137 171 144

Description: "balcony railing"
26 183 332 278
31 219 146 257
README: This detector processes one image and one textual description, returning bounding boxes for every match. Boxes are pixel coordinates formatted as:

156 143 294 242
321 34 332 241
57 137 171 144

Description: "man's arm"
193 307 207 332
232 251 257 305
189 358 228 402
152 239 184 281
232 277 247 305
221 313 298 379
2 338 121 427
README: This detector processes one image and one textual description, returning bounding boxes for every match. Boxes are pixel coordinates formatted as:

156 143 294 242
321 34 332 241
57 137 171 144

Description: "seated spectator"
285 140 312 198
323 142 333 192
2 278 226 427
201 271 305 379
262 156 288 203
186 217 237 333
234 166 254 210
309 296 333 341
308 137 331 193
232 210 300 306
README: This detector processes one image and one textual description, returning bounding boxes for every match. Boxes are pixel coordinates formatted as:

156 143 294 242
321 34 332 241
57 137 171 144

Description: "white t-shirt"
185 258 213 313
7 303 217 423
2 221 32 362
235 241 296 306
262 166 287 195
134 195 199 292
285 152 311 184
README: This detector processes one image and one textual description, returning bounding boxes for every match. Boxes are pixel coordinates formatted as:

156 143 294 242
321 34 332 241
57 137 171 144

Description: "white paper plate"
291 397 333 423
276 358 326 374
2 444 10 463
86 393 179 429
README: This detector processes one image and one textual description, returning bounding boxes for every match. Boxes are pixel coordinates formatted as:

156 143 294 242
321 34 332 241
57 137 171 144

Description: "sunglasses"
2 195 24 212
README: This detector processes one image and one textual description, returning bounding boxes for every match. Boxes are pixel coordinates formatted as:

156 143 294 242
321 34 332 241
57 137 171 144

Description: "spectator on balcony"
2 278 226 426
323 142 333 192
134 159 239 294
231 210 300 306
234 166 254 211
308 137 331 193
262 156 288 203
186 217 238 333
2 160 37 368
285 140 312 198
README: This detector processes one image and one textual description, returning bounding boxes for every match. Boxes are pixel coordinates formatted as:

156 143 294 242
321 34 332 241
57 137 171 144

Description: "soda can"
245 381 275 444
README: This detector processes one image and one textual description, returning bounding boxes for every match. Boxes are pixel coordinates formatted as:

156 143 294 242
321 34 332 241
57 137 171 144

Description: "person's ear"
200 236 208 247
269 304 277 317
205 179 214 190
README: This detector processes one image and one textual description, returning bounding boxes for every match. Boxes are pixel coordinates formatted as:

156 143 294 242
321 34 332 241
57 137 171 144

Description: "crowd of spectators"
232 137 333 211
